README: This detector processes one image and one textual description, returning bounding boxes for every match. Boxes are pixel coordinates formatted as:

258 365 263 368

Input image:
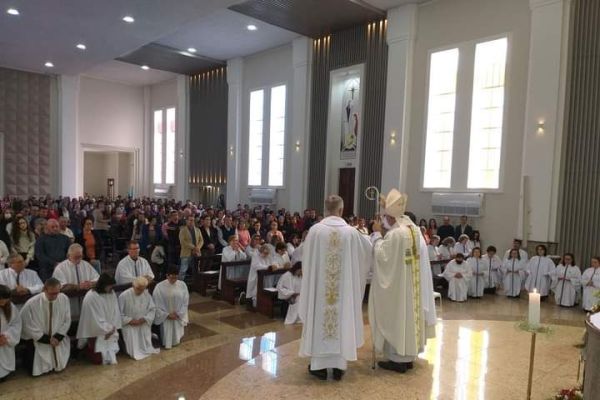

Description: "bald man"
34 219 70 281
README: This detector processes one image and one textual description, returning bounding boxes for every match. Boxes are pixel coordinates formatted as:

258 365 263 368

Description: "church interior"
0 0 599 399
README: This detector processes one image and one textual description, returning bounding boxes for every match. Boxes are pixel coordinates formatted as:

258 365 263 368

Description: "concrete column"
226 58 244 210
176 75 189 201
380 4 418 195
58 75 81 197
519 0 570 243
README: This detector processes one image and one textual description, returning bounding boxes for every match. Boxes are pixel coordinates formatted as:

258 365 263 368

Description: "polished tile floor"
1 292 588 400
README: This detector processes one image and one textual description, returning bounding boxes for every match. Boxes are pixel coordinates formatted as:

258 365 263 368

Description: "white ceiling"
362 0 431 10
83 60 177 86
157 9 300 61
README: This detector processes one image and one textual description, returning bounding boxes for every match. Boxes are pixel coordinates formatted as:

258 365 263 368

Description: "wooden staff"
364 186 381 370
526 331 537 400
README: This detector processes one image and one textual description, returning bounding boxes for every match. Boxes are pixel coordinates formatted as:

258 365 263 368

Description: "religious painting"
340 77 360 160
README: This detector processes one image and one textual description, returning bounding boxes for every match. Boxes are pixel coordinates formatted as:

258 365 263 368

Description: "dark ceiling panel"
117 43 225 75
229 0 385 38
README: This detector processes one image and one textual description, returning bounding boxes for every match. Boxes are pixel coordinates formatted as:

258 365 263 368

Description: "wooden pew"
220 260 251 305
431 259 450 297
192 254 222 296
256 268 287 318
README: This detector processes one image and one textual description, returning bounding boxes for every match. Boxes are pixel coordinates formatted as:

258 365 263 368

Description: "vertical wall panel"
189 68 228 206
558 0 600 264
307 22 388 217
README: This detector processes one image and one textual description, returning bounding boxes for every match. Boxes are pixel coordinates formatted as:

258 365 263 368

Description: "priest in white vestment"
53 243 99 319
115 240 155 285
502 249 526 298
551 253 582 307
467 248 487 298
276 263 302 324
443 254 472 302
581 257 600 311
76 274 122 365
0 254 43 304
524 245 555 296
0 285 21 380
299 195 372 381
482 246 502 292
118 277 159 360
20 278 71 376
153 267 189 349
369 189 437 373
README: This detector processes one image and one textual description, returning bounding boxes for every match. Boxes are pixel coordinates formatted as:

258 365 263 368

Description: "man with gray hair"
53 243 99 319
298 195 373 381
0 254 43 301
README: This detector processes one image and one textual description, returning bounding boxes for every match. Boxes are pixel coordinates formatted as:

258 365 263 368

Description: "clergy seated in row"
118 277 159 360
115 240 155 286
0 285 21 381
582 257 600 312
276 262 302 324
524 245 554 297
502 249 526 298
153 266 189 349
246 245 275 308
53 243 99 320
481 246 503 293
245 234 262 259
551 253 581 307
76 274 121 365
443 253 471 302
466 248 488 298
454 234 472 258
20 278 71 377
0 254 44 304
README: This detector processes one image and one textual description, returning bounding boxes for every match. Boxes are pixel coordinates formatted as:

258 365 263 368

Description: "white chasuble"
21 293 71 376
53 260 99 319
115 256 154 285
0 304 21 378
298 216 372 362
118 288 159 360
153 280 189 349
369 217 437 360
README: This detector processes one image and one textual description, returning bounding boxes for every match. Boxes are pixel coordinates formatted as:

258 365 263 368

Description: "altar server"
581 257 600 312
552 253 582 307
0 285 21 380
524 245 555 296
482 246 502 292
502 249 526 298
276 262 302 324
115 240 154 285
443 253 471 302
467 248 487 298
153 266 189 349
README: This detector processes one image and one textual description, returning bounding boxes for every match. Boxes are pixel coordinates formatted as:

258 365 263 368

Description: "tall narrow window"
248 90 264 186
165 107 176 184
467 37 508 189
153 110 163 184
423 48 459 188
268 85 286 187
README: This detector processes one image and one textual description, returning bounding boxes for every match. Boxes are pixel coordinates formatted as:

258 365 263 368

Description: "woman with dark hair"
524 244 555 297
426 218 438 238
0 284 21 381
581 257 600 311
10 217 35 267
502 249 526 298
551 253 582 307
76 273 121 365
419 219 427 229
140 215 162 257
469 231 481 250
75 218 102 273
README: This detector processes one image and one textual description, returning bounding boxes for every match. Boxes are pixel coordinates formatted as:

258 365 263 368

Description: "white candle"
528 289 541 328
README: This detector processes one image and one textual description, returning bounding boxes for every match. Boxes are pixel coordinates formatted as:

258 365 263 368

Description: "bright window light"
248 90 264 186
153 110 163 184
165 108 176 184
268 85 286 187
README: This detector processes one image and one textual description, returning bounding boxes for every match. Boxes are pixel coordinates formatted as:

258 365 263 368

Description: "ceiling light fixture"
122 15 135 23
247 24 257 31
141 65 149 70
6 8 19 15
44 61 54 68
76 43 87 50
187 47 197 53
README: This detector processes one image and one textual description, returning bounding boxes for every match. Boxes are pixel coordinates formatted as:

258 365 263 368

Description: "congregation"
0 195 597 382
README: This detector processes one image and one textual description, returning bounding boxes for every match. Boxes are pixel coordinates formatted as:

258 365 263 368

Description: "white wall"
402 0 531 251
83 151 133 197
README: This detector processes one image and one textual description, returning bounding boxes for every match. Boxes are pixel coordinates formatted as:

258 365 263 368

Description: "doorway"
338 168 355 217
83 151 134 198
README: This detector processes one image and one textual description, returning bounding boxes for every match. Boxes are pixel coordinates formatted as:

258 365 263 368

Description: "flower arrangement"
552 386 583 400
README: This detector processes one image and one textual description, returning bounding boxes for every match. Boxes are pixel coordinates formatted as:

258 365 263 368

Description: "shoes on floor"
377 361 407 373
308 365 327 380
333 368 345 381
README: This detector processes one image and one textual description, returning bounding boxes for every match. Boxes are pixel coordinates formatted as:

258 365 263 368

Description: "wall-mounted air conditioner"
249 188 277 206
431 192 484 217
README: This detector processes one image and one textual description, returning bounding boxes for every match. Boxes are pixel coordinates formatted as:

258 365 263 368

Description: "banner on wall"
340 77 360 160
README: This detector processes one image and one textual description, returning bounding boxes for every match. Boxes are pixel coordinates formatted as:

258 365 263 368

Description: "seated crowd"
0 196 598 382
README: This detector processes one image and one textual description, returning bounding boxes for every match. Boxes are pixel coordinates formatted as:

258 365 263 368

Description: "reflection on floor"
0 292 587 400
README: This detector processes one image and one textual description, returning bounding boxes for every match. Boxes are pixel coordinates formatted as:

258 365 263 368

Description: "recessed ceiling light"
247 24 257 31
122 15 135 23
6 8 19 15
44 61 54 68
187 47 197 53
76 43 86 50
141 65 149 70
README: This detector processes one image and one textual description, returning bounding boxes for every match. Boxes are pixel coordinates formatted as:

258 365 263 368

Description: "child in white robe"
276 263 302 324
581 257 600 311
153 267 189 349
454 235 471 258
76 274 122 365
524 245 555 296
438 237 456 260
428 235 442 275
246 245 274 307
0 285 21 380
482 246 502 292
443 254 471 302
551 253 582 307
467 248 487 298
119 277 159 360
502 249 526 298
